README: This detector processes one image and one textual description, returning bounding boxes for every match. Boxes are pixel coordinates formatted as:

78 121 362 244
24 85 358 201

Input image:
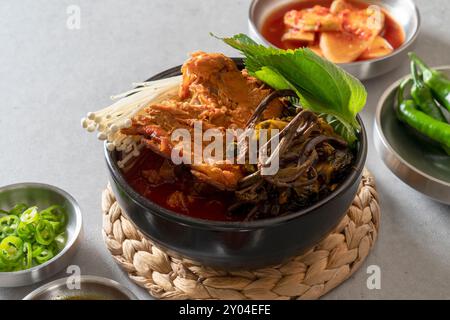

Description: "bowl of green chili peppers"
0 183 82 287
375 53 450 204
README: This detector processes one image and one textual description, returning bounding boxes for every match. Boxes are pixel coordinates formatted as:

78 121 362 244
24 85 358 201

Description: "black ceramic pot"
105 59 368 269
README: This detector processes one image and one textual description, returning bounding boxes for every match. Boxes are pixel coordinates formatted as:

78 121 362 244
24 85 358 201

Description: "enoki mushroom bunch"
81 76 181 167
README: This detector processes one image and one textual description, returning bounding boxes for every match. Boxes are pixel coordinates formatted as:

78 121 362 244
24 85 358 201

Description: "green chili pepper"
40 205 67 233
54 233 67 251
14 242 34 270
20 206 39 224
397 83 450 150
32 243 45 258
35 248 54 264
35 220 55 245
410 61 446 122
0 236 24 264
47 241 59 254
396 78 412 114
12 263 24 272
0 203 67 271
47 221 61 233
24 242 33 269
0 215 20 238
410 53 450 112
9 203 29 216
0 256 7 271
16 222 35 242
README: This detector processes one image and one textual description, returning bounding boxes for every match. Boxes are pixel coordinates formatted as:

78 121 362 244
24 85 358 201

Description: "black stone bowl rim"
104 58 368 231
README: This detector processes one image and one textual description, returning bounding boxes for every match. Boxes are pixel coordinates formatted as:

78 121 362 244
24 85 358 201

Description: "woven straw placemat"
102 168 380 300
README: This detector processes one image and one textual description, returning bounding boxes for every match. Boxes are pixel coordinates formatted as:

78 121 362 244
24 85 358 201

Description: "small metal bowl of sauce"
23 276 138 300
249 0 421 80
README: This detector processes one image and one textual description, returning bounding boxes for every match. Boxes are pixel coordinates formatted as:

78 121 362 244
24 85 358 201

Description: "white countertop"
0 0 449 300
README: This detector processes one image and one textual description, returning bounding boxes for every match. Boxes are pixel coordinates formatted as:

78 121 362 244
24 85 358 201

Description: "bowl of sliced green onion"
0 183 82 287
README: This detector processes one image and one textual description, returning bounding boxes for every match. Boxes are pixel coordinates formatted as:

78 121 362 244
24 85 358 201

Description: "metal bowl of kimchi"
249 0 421 80
104 58 368 269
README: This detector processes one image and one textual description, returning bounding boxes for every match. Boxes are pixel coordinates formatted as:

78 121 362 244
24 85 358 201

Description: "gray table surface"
0 0 449 300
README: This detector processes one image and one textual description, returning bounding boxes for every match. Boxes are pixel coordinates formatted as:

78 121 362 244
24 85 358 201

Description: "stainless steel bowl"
23 276 138 300
0 183 82 287
248 0 421 80
374 67 450 205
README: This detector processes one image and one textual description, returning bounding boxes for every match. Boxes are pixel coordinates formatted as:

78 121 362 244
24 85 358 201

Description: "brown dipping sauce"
261 0 405 61
123 150 238 222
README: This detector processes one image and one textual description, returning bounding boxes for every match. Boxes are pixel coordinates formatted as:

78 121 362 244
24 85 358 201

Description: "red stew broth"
123 150 239 221
261 0 405 60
